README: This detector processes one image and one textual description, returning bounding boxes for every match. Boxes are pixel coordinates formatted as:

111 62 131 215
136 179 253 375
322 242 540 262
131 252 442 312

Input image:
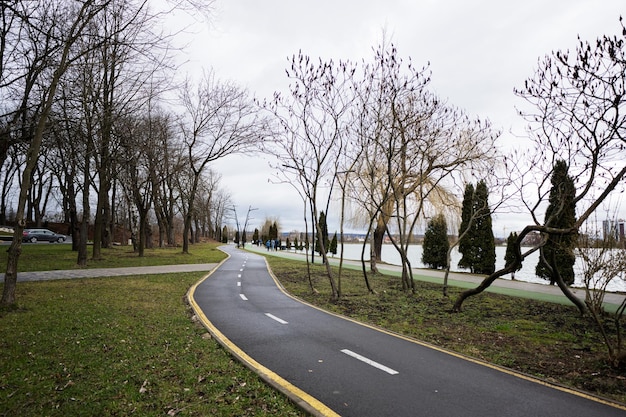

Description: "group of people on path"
264 239 281 251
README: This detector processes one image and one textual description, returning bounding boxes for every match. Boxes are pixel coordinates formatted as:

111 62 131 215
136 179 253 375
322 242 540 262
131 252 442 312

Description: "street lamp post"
231 205 257 248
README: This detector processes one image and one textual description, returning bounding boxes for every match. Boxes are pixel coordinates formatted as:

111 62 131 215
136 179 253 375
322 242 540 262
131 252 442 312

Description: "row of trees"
421 180 496 275
258 20 626 364
1 0 623 368
0 0 272 306
261 43 500 300
456 19 626 365
422 167 575 288
260 18 625 309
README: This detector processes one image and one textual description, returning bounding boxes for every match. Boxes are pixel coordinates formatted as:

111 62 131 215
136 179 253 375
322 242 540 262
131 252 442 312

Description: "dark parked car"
22 228 66 243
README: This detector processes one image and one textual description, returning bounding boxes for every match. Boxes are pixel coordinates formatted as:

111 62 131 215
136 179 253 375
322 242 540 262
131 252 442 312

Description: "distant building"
602 220 626 241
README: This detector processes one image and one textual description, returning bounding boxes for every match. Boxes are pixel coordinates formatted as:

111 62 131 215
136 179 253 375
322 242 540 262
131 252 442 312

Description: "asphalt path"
9 264 217 282
190 245 626 417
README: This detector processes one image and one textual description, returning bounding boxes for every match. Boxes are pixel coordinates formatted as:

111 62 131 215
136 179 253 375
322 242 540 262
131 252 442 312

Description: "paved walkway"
6 264 217 282
191 245 626 417
244 245 626 310
5 244 624 310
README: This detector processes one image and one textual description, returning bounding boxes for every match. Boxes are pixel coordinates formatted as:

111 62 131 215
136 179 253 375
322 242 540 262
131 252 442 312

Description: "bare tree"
88 0 177 259
1 0 114 307
335 163 362 296
148 113 184 247
51 0 168 264
117 113 158 256
207 187 230 241
47 88 87 250
347 43 403 276
178 71 266 254
0 144 21 224
26 146 54 225
193 169 224 241
348 102 392 280
453 18 626 312
576 230 626 367
0 1 48 172
1 0 188 304
74 53 100 266
350 43 499 293
263 52 356 301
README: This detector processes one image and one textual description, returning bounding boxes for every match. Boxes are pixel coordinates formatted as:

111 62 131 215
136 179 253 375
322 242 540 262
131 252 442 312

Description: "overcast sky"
166 1 624 237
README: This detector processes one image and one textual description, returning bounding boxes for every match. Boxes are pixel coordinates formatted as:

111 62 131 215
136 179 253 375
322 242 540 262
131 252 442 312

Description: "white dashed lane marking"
265 313 288 325
341 349 399 375
240 294 248 301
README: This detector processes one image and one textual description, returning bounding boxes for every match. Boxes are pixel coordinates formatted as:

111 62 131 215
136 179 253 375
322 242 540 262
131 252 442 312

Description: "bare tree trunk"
313 205 338 301
453 231 529 312
78 212 89 266
549 253 586 315
167 219 175 246
302 204 316 294
442 246 453 297
0 157 19 225
77 130 92 266
181 172 200 253
153 195 166 247
452 266 515 312
1 227 23 305
137 208 147 257
369 230 378 274
309 201 315 264
2 0 101 305
69 209 79 251
359 227 374 293
194 216 201 243
92 180 108 259
372 220 385 262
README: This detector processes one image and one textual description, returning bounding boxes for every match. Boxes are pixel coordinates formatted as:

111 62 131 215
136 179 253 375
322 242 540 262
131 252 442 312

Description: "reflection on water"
321 243 626 292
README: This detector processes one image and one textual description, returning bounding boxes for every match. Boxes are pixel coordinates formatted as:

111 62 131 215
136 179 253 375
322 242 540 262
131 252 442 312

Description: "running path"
244 244 625 309
8 264 217 282
189 245 626 417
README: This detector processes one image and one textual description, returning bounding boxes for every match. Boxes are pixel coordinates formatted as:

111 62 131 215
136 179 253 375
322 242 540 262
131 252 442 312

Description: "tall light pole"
231 205 257 248
242 206 258 248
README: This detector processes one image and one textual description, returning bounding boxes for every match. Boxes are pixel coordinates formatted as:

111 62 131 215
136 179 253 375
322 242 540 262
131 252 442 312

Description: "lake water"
323 243 626 293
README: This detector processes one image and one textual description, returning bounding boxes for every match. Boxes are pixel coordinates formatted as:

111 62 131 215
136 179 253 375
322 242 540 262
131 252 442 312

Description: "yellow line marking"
187 250 340 417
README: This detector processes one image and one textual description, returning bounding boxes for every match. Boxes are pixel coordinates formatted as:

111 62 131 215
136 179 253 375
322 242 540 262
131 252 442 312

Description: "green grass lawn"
2 242 226 272
0 243 305 416
1 242 624 414
0 275 304 416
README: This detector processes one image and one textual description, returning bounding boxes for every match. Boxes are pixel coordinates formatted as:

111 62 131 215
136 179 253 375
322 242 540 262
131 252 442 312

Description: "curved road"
189 245 625 417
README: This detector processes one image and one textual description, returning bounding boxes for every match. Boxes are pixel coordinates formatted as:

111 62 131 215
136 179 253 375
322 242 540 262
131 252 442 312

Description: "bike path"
189 245 626 417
